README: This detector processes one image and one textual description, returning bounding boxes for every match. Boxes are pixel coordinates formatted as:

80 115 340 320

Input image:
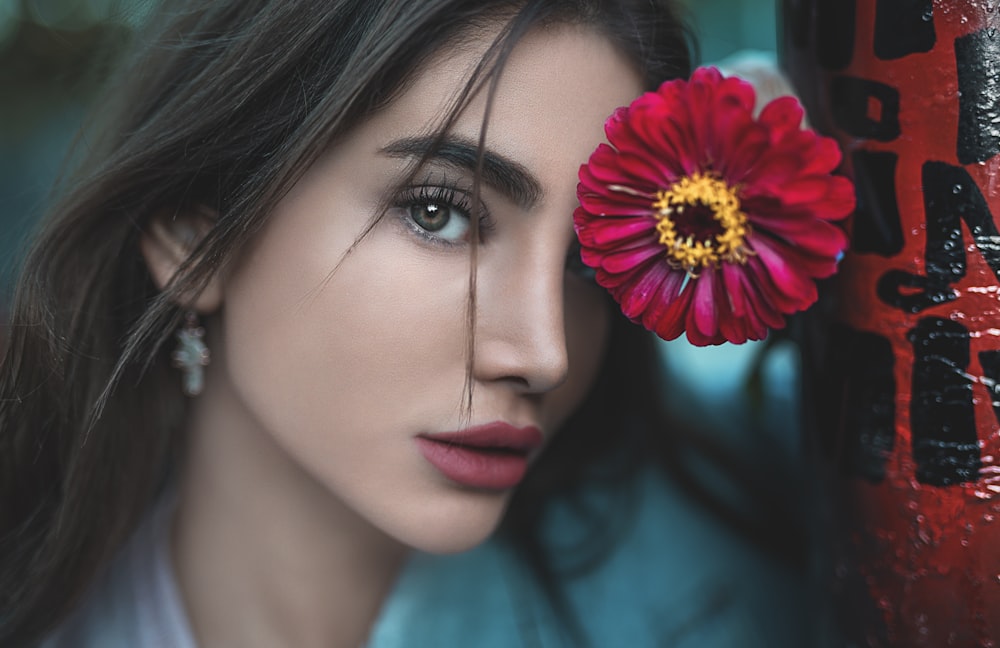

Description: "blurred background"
0 0 817 640
0 0 787 415
3 0 802 466
1 0 149 303
0 0 801 489
0 0 778 295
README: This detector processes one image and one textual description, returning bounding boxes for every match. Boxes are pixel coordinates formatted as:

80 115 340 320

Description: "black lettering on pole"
830 76 901 141
909 317 982 486
820 324 896 482
816 0 856 70
877 161 1000 312
956 28 1000 165
909 318 981 486
874 0 936 60
850 150 903 256
979 350 1000 425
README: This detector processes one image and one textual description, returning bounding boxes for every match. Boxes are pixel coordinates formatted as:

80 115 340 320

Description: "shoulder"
39 577 138 648
38 547 145 648
38 500 196 648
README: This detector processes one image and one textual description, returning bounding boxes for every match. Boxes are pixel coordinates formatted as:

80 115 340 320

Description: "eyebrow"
381 135 543 210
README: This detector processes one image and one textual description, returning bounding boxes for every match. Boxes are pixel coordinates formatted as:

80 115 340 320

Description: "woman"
0 1 809 646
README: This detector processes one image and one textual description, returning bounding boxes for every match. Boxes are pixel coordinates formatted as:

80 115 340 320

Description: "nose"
474 242 569 395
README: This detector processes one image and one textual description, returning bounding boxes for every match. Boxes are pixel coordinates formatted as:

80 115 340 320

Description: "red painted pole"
781 0 1000 645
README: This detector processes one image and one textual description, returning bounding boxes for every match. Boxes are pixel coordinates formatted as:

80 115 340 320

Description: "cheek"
218 215 473 446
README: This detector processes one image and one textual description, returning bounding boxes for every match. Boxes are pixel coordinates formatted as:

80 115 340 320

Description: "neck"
171 376 408 648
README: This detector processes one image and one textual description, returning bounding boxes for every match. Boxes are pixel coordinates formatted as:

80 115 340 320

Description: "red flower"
574 67 854 346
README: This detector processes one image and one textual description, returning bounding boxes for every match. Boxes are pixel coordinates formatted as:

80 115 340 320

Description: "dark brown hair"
0 0 711 645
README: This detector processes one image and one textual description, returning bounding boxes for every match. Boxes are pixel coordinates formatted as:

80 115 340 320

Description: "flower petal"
573 66 855 346
644 275 692 341
749 234 818 305
691 268 720 339
617 262 678 320
599 242 664 274
758 96 804 141
575 214 657 248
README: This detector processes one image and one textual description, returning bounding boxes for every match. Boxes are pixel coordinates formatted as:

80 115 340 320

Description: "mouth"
415 422 543 491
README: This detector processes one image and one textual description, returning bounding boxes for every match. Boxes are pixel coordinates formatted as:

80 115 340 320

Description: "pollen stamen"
652 172 752 275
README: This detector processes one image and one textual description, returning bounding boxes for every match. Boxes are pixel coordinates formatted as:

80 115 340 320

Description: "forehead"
363 22 645 192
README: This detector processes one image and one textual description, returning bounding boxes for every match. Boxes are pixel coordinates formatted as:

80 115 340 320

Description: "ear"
139 207 223 313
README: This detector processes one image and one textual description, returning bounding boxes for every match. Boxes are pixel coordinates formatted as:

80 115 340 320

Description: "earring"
172 312 210 396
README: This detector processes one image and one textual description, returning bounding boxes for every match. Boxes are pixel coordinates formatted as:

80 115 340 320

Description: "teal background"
1 2 818 644
682 0 778 64
0 0 779 308
0 0 799 477
0 0 800 470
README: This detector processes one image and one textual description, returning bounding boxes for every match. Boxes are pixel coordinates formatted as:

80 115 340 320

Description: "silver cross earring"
172 312 210 396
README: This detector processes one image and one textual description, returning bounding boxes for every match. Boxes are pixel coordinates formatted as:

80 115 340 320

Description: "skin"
143 20 644 648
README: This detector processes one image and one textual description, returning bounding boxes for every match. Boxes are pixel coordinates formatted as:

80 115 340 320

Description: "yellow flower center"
652 172 751 275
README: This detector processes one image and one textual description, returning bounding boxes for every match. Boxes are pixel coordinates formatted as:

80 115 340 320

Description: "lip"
416 422 543 490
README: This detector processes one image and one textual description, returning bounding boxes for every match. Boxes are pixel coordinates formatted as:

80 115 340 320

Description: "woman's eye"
406 196 471 243
411 202 448 231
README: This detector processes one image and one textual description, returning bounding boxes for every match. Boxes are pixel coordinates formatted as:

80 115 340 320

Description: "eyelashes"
392 184 494 246
390 181 597 283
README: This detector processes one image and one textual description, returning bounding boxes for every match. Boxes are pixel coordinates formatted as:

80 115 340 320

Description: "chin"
391 491 511 555
409 530 497 555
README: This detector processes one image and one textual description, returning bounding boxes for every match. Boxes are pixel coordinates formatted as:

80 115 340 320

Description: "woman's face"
202 23 645 553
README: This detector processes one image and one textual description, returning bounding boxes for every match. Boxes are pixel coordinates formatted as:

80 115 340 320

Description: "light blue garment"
41 470 808 647
370 469 809 647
